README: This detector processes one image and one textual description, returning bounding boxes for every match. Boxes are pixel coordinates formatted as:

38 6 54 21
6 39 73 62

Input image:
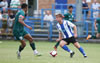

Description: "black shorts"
62 37 77 45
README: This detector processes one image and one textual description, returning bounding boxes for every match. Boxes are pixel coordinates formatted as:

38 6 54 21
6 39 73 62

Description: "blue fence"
0 5 100 41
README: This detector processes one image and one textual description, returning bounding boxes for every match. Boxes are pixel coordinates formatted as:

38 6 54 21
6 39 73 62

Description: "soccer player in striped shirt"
54 14 87 58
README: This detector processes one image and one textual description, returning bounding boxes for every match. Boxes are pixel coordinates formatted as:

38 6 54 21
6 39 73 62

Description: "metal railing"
0 6 100 41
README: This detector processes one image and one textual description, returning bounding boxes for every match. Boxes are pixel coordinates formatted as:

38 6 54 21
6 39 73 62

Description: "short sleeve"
96 18 100 23
67 21 75 27
56 24 61 32
19 12 25 19
64 14 69 20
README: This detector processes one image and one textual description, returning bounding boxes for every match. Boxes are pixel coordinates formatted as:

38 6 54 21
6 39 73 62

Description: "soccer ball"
50 50 57 57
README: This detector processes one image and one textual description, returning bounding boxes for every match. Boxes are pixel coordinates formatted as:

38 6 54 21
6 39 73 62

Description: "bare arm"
59 32 62 40
73 25 77 38
56 32 62 42
0 4 5 7
19 18 32 30
94 19 97 30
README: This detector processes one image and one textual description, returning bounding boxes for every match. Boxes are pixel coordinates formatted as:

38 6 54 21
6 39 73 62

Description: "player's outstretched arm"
94 19 97 31
56 32 62 42
73 25 77 38
19 18 32 30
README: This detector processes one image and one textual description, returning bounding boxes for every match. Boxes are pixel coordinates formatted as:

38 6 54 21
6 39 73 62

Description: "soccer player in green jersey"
13 3 41 59
64 5 77 22
86 18 100 40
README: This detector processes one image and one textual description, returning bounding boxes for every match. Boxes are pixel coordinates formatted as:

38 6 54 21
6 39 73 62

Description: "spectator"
1 9 8 33
10 0 21 14
92 0 100 19
8 11 15 33
6 0 11 7
44 10 54 27
10 0 21 9
82 0 89 18
0 11 2 33
64 5 77 23
43 10 54 40
0 0 8 9
20 0 25 5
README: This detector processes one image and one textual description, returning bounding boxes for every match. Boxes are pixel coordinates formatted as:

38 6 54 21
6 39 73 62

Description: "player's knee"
60 42 65 47
75 45 80 48
22 43 26 48
74 44 80 48
29 38 33 43
74 42 80 48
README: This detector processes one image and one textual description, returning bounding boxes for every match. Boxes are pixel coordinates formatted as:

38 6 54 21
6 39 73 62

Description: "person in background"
7 0 11 7
10 0 21 15
43 10 54 40
92 0 100 19
64 5 77 23
1 9 8 34
0 11 2 34
82 0 89 19
8 11 15 33
20 0 25 5
10 0 21 9
86 17 100 40
0 0 8 9
44 10 54 26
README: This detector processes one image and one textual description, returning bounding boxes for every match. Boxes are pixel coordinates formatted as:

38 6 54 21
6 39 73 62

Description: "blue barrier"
0 7 100 41
24 20 53 41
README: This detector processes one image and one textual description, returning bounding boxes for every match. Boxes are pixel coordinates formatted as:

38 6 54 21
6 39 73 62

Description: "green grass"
0 40 100 63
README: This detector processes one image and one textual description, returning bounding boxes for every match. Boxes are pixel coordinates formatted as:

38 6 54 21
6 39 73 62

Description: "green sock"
55 41 60 48
92 35 96 39
19 45 24 52
30 42 36 50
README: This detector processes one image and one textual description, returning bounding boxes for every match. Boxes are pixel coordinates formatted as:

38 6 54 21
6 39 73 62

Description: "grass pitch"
0 40 100 63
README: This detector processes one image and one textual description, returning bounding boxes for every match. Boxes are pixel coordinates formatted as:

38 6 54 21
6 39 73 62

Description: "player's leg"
86 27 100 40
24 34 41 56
60 40 74 58
13 31 26 59
18 40 26 52
86 34 97 40
86 33 100 40
17 40 26 59
54 41 60 51
73 42 87 58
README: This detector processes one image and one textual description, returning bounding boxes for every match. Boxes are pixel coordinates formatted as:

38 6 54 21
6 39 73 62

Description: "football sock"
30 42 36 50
62 45 72 53
91 35 96 39
55 41 60 48
19 45 24 52
78 47 86 56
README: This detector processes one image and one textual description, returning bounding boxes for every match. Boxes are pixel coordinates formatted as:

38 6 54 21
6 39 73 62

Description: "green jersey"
13 10 25 32
13 10 28 40
96 18 100 33
64 13 74 22
96 18 100 25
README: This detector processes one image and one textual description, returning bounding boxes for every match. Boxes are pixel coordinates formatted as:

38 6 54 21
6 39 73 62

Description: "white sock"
34 50 38 54
69 50 73 53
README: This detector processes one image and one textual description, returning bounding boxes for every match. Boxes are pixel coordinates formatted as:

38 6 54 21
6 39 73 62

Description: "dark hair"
21 3 28 9
68 5 73 9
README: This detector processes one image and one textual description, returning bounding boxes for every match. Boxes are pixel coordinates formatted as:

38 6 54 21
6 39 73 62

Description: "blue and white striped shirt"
57 20 75 38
